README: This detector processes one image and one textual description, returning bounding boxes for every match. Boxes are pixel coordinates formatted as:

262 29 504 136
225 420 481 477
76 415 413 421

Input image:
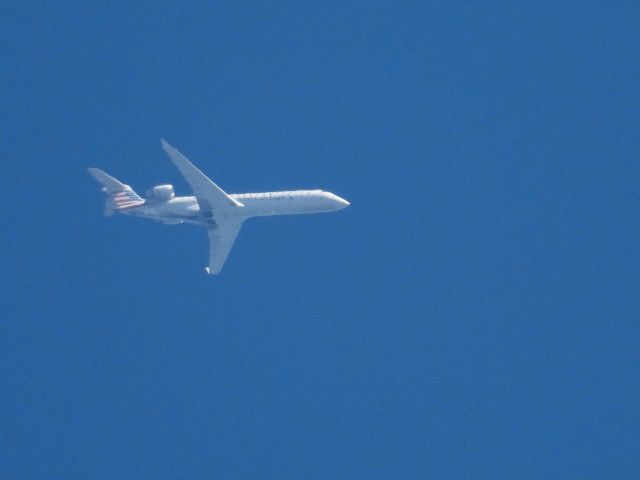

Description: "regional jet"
88 140 350 274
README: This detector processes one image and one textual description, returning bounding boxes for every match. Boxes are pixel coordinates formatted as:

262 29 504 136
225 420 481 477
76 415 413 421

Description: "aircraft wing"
161 139 243 211
206 221 243 274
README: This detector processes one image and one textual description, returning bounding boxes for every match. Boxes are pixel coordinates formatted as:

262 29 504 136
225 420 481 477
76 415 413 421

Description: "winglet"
160 138 172 151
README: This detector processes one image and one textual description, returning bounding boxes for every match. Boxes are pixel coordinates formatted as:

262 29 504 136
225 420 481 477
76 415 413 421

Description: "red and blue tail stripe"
111 188 145 210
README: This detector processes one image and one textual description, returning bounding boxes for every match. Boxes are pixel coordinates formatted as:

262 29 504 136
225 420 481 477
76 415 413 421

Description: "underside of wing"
206 221 243 274
161 139 243 210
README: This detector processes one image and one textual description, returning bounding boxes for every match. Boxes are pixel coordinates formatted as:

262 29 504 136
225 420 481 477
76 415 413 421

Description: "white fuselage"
123 189 350 225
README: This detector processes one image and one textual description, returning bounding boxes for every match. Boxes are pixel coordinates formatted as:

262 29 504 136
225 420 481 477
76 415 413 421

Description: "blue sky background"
2 2 638 478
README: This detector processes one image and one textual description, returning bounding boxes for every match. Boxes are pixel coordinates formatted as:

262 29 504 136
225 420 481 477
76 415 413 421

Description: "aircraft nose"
333 195 350 209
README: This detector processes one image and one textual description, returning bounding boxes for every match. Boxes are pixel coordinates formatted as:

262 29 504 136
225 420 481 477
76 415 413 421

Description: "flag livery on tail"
111 188 145 211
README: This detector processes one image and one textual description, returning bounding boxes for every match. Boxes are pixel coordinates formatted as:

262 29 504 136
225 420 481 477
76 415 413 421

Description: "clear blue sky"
2 2 638 478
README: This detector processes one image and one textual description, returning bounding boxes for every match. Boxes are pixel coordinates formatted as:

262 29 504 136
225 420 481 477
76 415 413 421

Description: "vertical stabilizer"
88 168 145 213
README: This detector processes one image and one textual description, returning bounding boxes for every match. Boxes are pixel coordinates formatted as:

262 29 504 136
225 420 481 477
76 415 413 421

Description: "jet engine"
146 184 175 202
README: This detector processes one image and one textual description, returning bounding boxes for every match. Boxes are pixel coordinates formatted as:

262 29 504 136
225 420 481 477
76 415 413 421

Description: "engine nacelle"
146 184 175 202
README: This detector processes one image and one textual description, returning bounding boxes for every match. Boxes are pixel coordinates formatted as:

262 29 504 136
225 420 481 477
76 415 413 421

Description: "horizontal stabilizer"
88 168 126 193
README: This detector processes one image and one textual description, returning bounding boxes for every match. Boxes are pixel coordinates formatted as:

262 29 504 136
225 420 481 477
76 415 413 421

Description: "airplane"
88 140 350 274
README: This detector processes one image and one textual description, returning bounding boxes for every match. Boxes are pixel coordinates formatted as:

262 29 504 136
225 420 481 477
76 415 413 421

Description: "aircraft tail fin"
88 168 145 213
